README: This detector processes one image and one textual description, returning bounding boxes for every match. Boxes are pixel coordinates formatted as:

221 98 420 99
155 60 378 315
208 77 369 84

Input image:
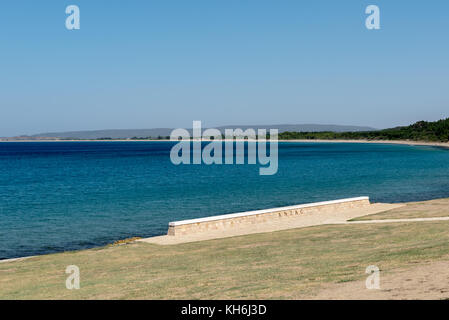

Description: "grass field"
1 199 449 299
351 198 449 221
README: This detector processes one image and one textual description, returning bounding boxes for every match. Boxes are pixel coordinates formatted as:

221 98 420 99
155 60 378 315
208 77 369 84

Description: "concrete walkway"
343 216 449 225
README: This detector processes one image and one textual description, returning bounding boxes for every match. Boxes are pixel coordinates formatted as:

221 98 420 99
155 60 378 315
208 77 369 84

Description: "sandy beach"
278 139 449 148
1 138 448 149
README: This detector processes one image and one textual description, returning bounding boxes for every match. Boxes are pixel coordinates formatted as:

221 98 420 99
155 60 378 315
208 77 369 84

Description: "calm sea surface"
1 141 449 259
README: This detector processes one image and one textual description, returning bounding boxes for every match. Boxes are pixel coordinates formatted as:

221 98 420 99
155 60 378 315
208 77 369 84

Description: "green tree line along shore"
278 118 449 142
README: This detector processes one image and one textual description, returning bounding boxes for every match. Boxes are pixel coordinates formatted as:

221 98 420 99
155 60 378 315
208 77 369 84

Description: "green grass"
2 217 449 299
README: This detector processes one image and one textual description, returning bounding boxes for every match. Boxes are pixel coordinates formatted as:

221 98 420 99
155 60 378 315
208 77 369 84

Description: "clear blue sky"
1 0 448 136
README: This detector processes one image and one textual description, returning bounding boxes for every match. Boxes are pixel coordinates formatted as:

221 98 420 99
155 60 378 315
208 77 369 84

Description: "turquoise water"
1 141 449 259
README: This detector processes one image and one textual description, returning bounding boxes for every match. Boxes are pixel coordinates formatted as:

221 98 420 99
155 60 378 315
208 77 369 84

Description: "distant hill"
279 118 449 142
28 124 377 140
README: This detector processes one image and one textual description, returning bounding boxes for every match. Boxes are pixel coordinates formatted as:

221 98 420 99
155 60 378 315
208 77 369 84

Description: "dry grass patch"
1 217 449 299
351 198 449 221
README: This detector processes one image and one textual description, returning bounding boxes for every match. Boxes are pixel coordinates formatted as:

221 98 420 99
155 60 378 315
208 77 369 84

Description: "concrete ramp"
139 197 404 245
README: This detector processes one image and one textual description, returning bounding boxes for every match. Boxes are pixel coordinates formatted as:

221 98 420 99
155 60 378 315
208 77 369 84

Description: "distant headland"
0 124 376 141
1 119 448 144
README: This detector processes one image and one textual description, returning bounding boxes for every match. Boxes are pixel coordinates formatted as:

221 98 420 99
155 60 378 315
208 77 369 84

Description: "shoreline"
1 138 448 148
279 139 449 148
1 196 448 263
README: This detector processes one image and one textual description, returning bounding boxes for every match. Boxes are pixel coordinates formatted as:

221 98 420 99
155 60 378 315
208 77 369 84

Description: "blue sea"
1 141 449 260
